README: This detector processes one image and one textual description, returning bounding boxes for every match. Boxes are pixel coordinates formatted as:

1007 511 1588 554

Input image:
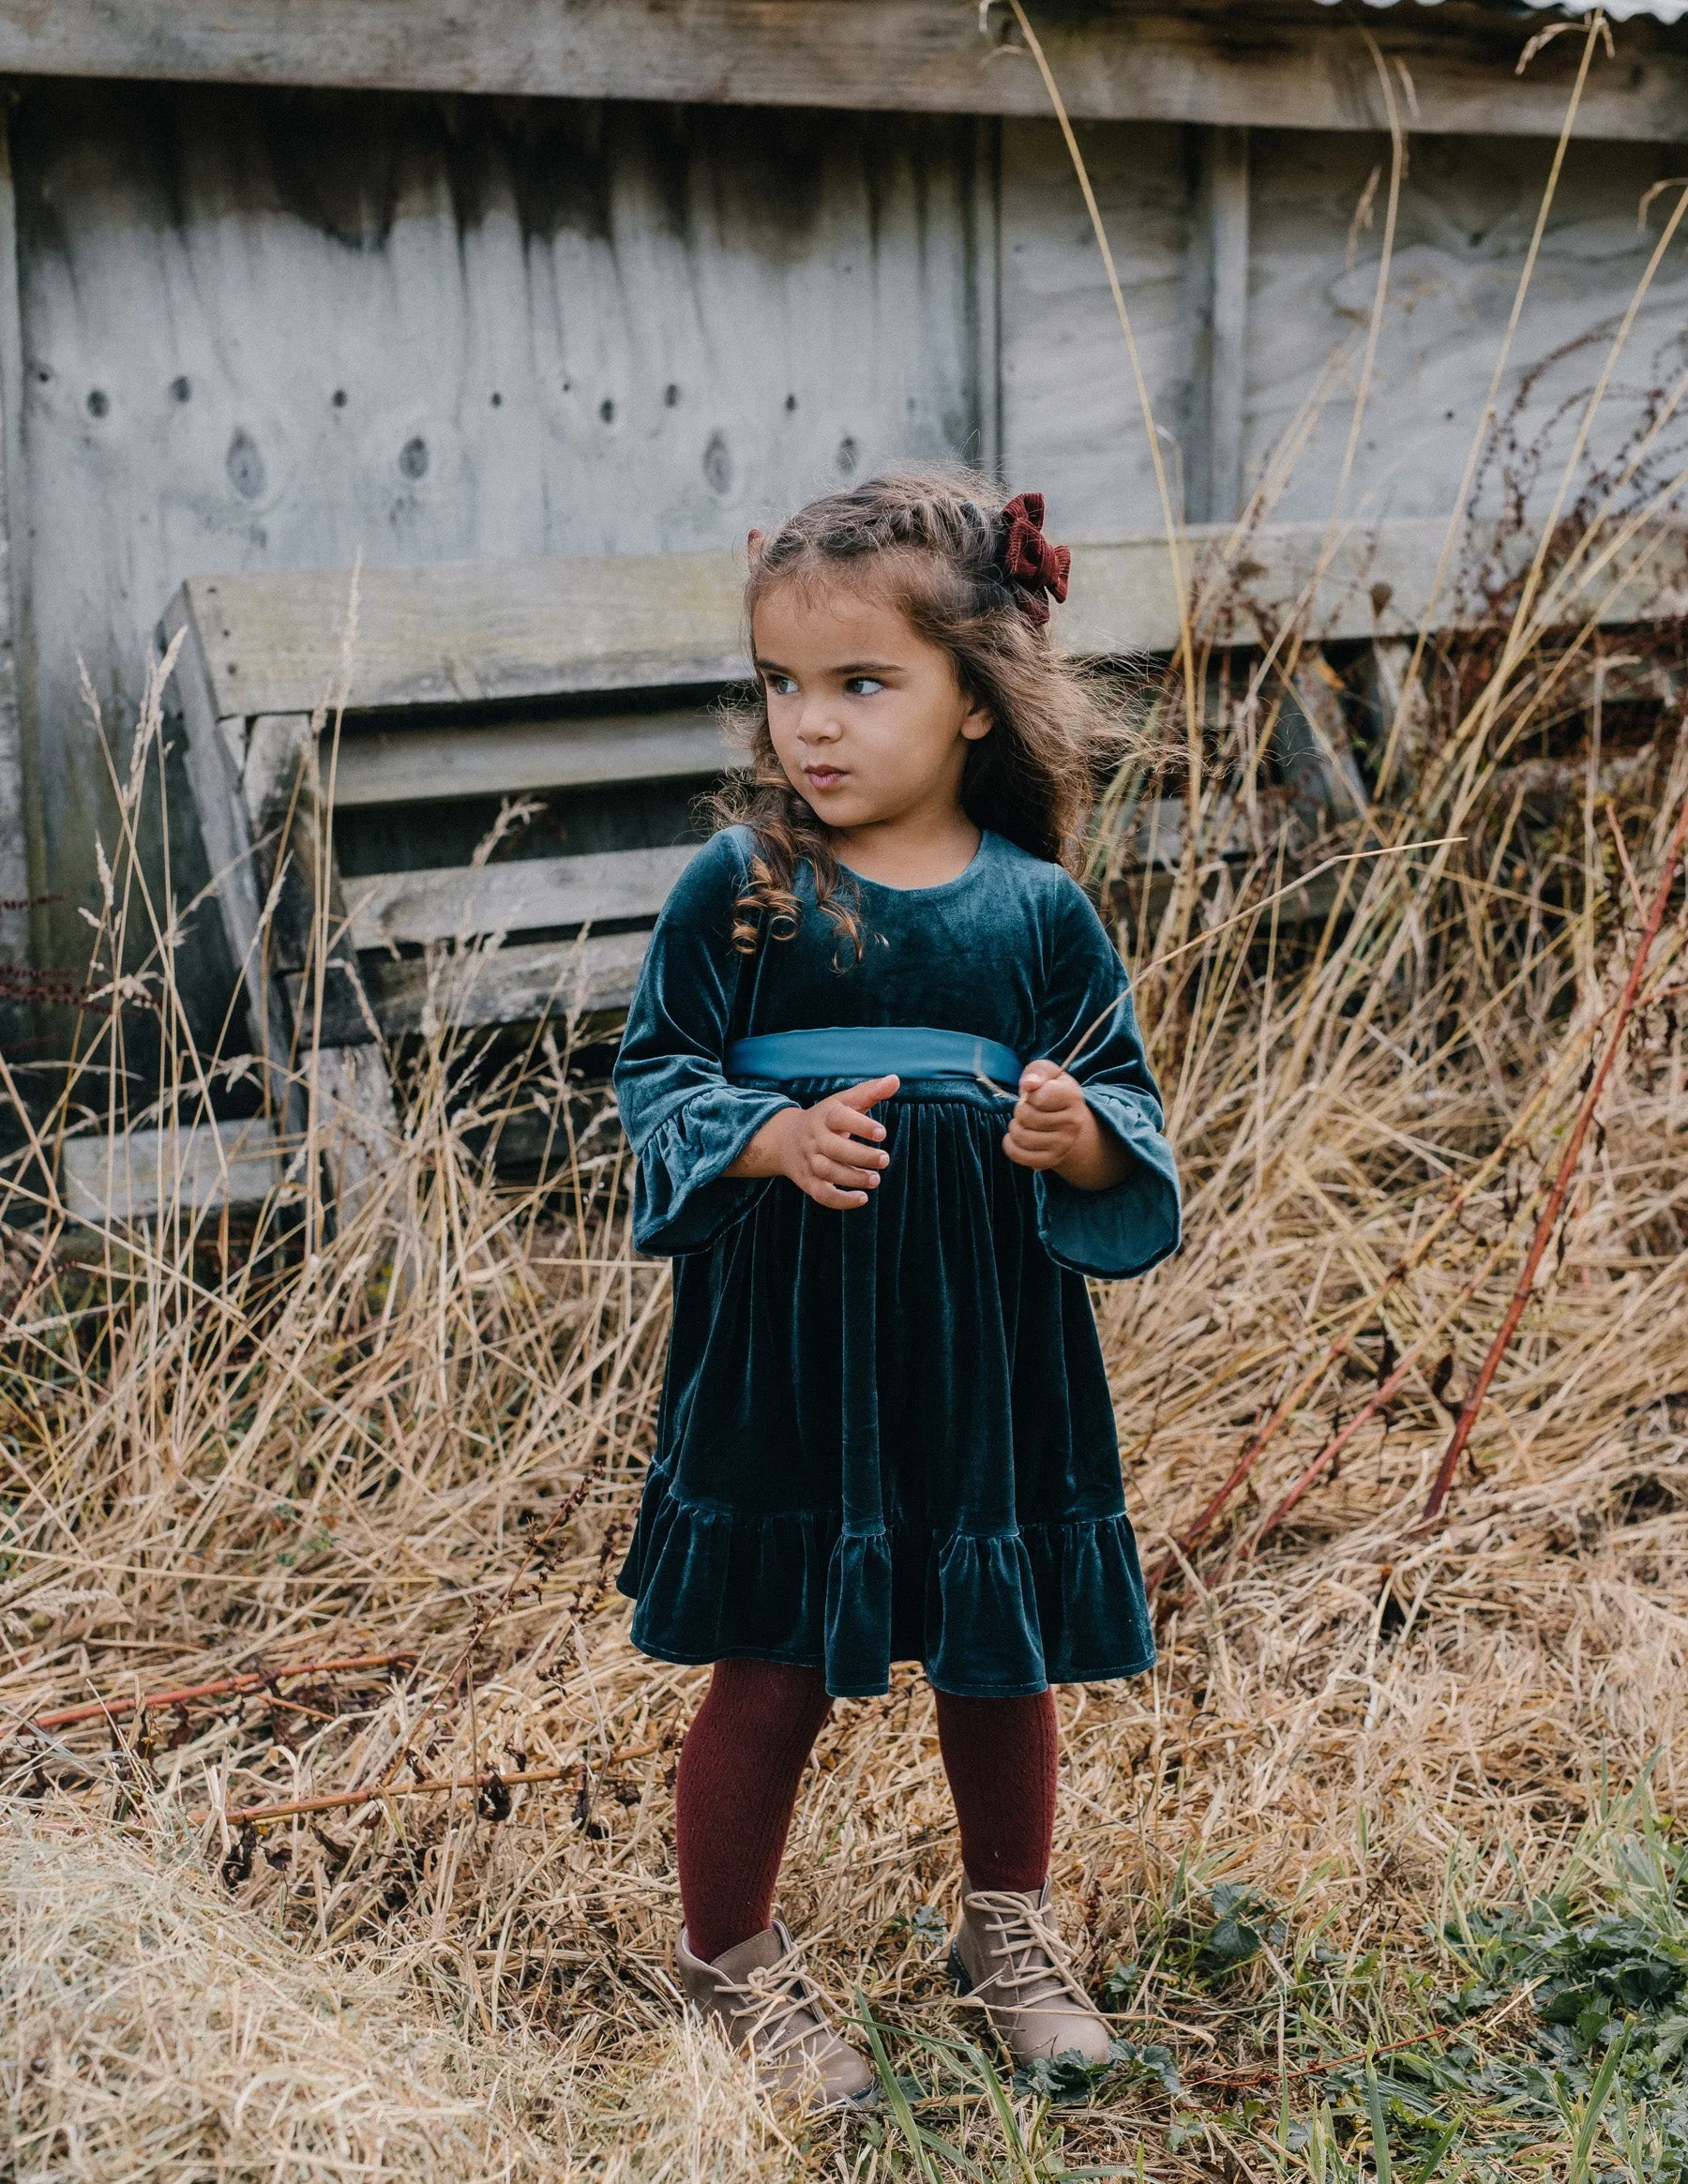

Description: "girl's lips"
805 766 847 789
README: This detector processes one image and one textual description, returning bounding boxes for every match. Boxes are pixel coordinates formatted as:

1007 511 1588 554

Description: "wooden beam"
332 708 739 809
1202 125 1250 527
59 1121 284 1224
0 102 32 980
168 516 1688 733
370 931 653 1038
0 2 1683 143
345 844 695 951
181 553 747 717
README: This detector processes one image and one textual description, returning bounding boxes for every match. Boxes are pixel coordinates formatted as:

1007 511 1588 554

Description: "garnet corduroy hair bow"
998 492 1072 626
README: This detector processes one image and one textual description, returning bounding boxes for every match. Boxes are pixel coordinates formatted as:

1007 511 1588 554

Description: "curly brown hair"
712 467 1127 956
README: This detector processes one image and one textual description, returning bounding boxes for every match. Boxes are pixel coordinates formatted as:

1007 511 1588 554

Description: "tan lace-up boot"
949 1875 1111 2066
675 1920 877 2108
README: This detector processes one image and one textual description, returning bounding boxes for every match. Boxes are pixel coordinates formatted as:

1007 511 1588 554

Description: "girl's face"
752 574 991 836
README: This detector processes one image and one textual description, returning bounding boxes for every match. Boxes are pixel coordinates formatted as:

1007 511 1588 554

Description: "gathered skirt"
618 1086 1156 1698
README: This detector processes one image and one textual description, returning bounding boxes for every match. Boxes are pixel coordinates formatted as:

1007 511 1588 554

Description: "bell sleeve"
1030 880 1182 1280
612 833 797 1257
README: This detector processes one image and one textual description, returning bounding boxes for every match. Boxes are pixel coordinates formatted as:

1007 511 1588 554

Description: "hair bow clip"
998 491 1072 626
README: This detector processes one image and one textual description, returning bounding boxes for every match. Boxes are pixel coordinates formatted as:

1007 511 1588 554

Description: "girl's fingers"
813 1157 880 1191
824 1100 890 1143
820 1131 888 1170
836 1075 900 1115
813 1183 869 1208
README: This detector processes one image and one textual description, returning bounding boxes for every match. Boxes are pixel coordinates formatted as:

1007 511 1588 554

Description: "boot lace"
963 1890 1096 2016
718 1953 835 2068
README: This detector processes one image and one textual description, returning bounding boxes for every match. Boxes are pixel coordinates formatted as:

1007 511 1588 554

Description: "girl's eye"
844 675 885 697
766 673 798 698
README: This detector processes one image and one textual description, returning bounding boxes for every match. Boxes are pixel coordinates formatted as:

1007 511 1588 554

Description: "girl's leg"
675 1657 833 1963
936 1686 1108 2065
932 1688 1058 1890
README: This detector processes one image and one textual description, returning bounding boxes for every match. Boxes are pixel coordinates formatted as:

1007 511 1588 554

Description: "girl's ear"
746 527 766 564
960 699 994 743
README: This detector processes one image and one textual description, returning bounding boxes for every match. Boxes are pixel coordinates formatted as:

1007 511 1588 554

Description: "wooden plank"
330 708 740 809
344 844 696 952
185 555 749 717
1243 128 1688 528
0 3 1684 143
372 930 653 1038
1203 126 1250 526
172 516 1688 743
999 116 1199 544
23 88 977 995
308 1044 398 1219
160 597 300 1113
1062 517 1688 656
60 1120 283 1224
0 106 31 980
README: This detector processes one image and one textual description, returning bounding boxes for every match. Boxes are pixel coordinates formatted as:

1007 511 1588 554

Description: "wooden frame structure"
2 2 1686 143
159 508 1688 1203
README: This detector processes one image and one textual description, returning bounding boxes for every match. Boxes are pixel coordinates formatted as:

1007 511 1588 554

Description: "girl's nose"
799 704 842 745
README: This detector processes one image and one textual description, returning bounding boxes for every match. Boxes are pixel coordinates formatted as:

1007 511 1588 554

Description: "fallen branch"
1420 770 1688 1527
1234 1235 1515 1563
215 1736 662 1830
5 1652 418 1749
218 1764 570 1830
1146 976 1620 1590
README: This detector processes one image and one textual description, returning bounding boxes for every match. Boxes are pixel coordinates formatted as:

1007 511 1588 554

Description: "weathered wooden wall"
1002 122 1688 536
4 62 1687 1070
7 84 987 1045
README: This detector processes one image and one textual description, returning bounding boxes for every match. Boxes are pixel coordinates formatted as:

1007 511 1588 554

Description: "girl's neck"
829 809 983 891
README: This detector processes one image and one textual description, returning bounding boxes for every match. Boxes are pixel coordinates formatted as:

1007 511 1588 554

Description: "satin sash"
725 1025 1023 1087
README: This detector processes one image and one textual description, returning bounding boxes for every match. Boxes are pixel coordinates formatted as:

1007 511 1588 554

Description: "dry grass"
5 50 1688 2175
1 574 1683 2178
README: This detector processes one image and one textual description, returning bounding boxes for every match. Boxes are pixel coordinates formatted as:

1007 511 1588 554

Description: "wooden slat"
2 3 1685 143
345 844 695 951
181 552 747 718
60 1121 284 1223
331 708 740 809
374 931 653 1038
176 520 1688 729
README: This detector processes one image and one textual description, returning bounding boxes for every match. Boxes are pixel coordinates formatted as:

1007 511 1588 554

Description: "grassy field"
6 35 1688 2176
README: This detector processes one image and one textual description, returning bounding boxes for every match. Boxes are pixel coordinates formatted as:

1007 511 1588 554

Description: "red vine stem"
1235 1237 1515 1563
1420 771 1688 1527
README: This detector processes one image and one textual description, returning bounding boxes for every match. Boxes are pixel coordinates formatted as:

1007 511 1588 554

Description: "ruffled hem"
618 1480 1156 1698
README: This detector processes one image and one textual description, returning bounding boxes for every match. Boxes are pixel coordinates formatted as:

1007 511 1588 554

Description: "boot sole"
948 1943 974 1996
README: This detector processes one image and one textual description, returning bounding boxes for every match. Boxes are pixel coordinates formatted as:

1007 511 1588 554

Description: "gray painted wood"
1243 130 1688 527
373 929 652 1037
60 1118 283 1223
0 113 31 982
344 843 695 951
1002 119 1688 541
1 3 1684 143
999 118 1201 542
19 83 981 999
332 707 739 808
168 515 1688 720
1204 127 1250 526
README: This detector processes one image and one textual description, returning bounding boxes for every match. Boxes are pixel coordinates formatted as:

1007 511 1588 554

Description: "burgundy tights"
675 1657 1057 1964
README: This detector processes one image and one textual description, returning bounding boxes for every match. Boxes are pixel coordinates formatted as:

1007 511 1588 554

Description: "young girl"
614 473 1180 2105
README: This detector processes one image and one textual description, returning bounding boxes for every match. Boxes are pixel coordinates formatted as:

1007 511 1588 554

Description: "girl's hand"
726 1075 899 1210
1003 1062 1130 1191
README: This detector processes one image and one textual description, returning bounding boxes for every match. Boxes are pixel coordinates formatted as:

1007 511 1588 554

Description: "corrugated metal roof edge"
1313 0 1688 22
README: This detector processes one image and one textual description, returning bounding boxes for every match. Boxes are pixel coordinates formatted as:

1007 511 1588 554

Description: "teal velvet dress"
614 826 1181 1699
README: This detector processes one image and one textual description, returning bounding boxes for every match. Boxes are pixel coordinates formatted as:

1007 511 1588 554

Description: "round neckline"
835 830 994 900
